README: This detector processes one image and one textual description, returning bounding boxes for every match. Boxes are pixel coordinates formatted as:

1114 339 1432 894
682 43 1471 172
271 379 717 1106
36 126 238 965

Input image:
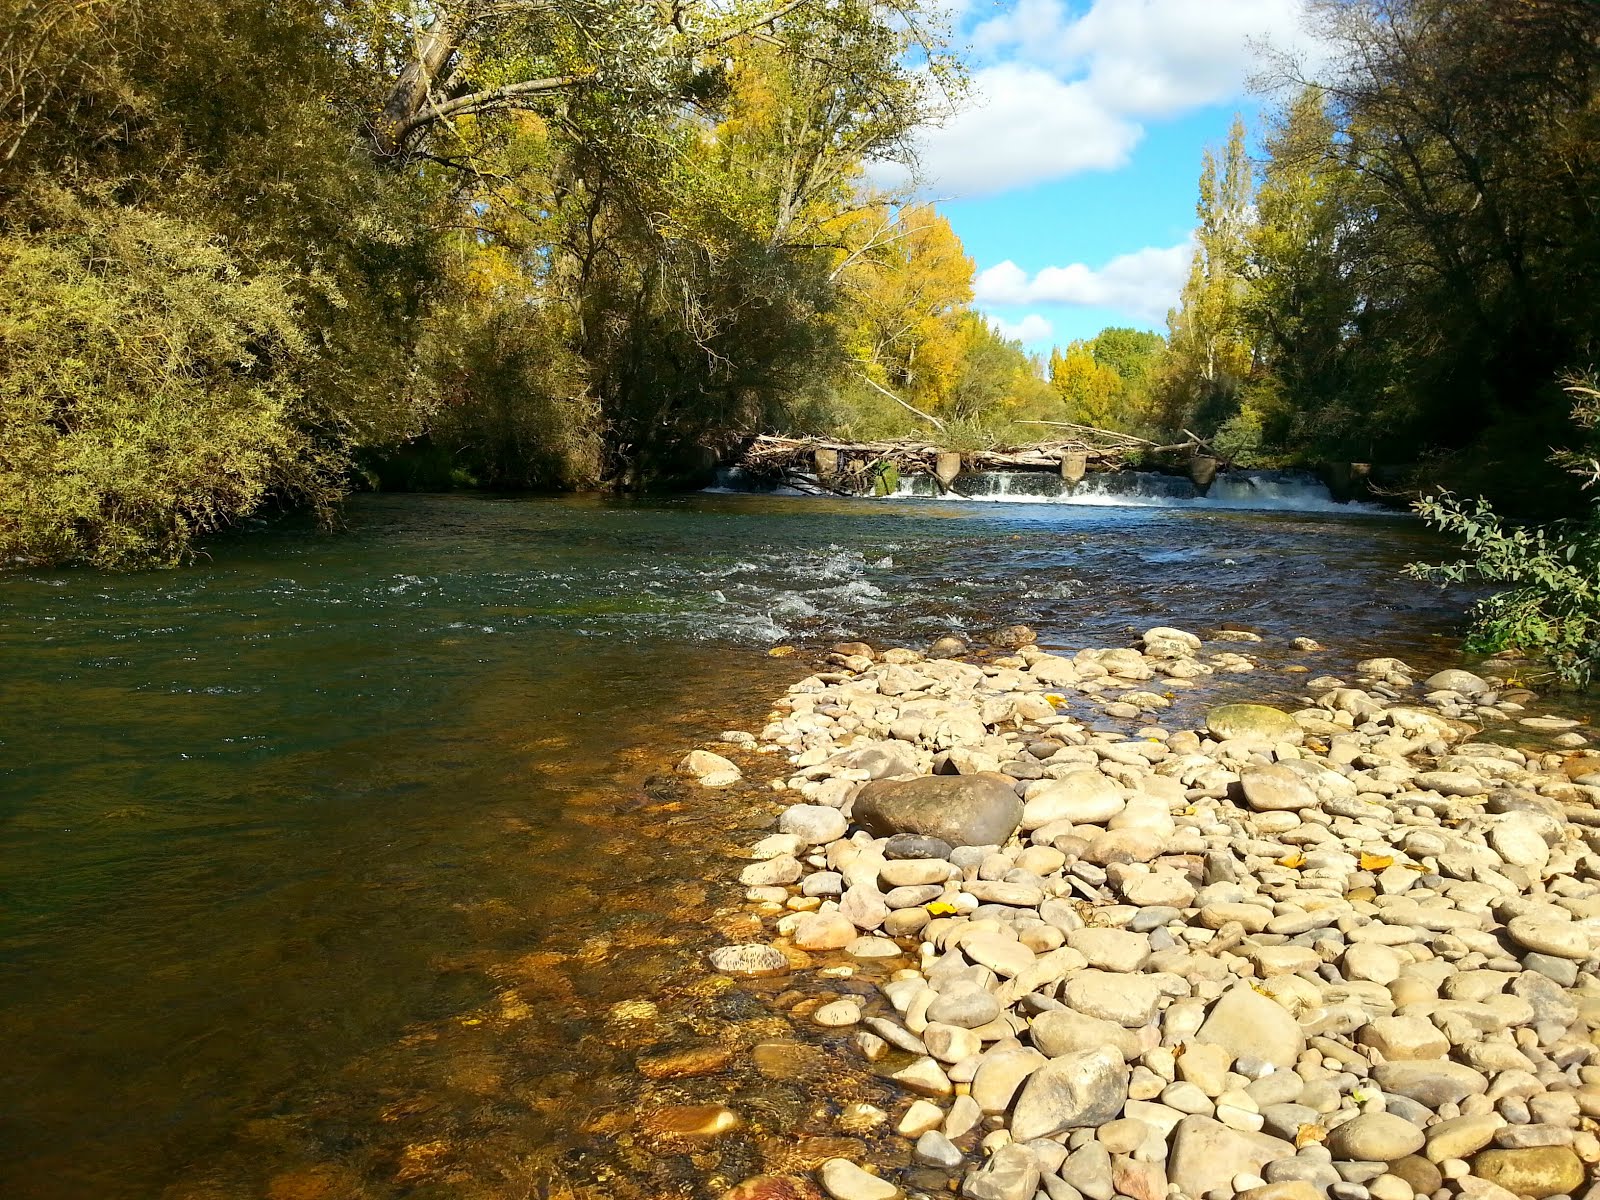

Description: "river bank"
690 625 1600 1200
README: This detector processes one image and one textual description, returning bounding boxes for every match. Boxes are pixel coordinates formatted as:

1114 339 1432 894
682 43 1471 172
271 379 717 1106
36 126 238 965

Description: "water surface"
0 492 1468 1198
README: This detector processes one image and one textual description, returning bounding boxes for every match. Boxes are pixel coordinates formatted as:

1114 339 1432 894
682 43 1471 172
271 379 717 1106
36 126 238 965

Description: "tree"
1161 115 1255 436
1049 341 1127 431
838 204 975 420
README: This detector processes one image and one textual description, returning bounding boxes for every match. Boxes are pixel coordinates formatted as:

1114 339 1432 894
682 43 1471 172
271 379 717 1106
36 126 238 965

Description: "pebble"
715 629 1600 1200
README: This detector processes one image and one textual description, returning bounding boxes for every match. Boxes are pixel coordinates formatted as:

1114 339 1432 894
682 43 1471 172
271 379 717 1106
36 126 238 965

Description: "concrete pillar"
1059 450 1088 484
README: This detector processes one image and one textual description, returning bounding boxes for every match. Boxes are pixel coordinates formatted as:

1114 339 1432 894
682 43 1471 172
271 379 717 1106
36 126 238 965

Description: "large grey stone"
1370 1060 1489 1107
1022 771 1126 829
1166 1116 1298 1198
1010 1046 1129 1141
1193 983 1306 1069
961 1143 1040 1200
853 773 1023 847
1325 1113 1426 1162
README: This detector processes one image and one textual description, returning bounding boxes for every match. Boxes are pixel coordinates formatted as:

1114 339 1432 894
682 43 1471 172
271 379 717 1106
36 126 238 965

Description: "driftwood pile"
735 429 1217 496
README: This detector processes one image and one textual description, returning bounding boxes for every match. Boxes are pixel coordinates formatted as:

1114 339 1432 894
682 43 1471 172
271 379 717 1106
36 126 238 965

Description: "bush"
0 187 339 568
1410 376 1600 687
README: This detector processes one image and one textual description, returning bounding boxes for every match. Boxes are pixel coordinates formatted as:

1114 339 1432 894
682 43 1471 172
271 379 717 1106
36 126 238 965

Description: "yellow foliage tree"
837 204 974 417
1049 342 1127 430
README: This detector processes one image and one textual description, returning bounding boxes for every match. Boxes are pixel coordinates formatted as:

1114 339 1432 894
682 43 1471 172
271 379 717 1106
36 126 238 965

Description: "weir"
727 434 1391 510
712 465 1393 514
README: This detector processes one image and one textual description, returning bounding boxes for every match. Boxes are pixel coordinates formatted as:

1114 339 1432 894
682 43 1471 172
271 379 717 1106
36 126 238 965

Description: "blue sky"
891 0 1320 354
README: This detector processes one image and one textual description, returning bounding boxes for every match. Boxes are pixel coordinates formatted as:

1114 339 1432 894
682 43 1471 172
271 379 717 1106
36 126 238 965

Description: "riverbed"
0 492 1471 1198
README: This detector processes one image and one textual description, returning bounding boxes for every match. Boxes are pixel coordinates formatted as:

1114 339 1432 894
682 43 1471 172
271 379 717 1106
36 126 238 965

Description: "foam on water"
890 468 1393 513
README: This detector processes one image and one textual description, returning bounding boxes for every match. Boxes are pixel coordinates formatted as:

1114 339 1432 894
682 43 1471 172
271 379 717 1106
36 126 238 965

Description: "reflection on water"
0 492 1469 1198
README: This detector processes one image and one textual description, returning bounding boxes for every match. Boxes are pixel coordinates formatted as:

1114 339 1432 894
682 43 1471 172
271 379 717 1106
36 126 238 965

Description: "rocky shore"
682 627 1600 1200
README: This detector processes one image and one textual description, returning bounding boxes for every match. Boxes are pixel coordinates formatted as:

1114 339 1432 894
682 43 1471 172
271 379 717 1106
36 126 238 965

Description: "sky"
888 0 1323 355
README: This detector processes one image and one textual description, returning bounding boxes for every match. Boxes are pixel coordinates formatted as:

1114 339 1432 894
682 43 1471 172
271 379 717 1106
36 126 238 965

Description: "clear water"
0 492 1472 1198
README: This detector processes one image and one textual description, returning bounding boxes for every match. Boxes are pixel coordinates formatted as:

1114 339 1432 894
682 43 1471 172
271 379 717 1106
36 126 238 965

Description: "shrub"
1409 375 1600 687
0 187 338 567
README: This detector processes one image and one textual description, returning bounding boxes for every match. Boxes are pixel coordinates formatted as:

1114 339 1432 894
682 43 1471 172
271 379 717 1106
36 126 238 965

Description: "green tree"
1161 115 1255 437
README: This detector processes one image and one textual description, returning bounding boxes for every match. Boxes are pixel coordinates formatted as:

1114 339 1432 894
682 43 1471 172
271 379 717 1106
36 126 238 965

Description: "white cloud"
974 240 1194 321
913 63 1142 197
988 313 1055 343
902 0 1321 196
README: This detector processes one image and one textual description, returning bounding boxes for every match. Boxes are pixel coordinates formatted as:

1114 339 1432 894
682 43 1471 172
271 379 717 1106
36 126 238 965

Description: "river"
0 491 1467 1199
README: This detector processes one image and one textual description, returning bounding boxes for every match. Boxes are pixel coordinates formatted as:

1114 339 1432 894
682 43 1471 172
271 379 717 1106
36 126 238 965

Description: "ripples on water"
0 492 1470 1199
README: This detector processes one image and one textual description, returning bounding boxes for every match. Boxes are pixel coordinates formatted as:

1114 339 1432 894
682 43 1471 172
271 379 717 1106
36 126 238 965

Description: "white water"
711 466 1395 514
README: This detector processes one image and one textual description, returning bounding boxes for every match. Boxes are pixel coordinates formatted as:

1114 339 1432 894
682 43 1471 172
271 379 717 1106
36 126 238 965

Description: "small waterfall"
708 465 1391 514
896 468 1387 513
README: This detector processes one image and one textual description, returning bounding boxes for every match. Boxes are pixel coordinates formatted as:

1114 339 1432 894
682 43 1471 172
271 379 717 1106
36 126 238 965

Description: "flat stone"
970 1047 1047 1114
1241 766 1320 811
1067 928 1151 973
1010 1046 1130 1142
962 933 1036 978
1470 1148 1585 1199
793 913 859 951
1424 1115 1502 1163
961 1143 1039 1200
637 1045 735 1080
1167 1116 1298 1199
679 749 742 786
1371 1060 1488 1107
1326 1113 1426 1162
1031 1009 1145 1061
1022 771 1126 829
927 989 1001 1030
852 773 1023 848
1357 1016 1449 1061
1063 970 1163 1027
643 1103 743 1137
781 804 849 844
819 1159 899 1200
884 834 954 860
1206 704 1304 745
1413 771 1491 796
1506 915 1588 960
1343 943 1403 985
879 858 951 887
914 1130 963 1170
741 855 802 886
1425 670 1490 695
890 1056 953 1097
1194 983 1306 1069
709 944 790 976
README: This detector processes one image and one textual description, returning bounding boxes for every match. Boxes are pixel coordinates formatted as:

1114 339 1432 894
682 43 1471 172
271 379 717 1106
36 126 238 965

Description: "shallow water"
0 492 1472 1198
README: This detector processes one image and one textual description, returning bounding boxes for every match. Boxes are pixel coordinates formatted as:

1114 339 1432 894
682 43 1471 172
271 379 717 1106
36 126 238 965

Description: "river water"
0 491 1468 1199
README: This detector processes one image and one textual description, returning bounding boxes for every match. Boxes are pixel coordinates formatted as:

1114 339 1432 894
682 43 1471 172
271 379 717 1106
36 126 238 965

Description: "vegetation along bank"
4 1 1600 580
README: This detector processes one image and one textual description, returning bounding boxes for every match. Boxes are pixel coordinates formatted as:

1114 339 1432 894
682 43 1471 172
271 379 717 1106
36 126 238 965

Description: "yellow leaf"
925 901 958 916
1359 853 1394 871
1296 1124 1327 1148
768 646 796 658
1044 693 1066 706
1277 852 1307 869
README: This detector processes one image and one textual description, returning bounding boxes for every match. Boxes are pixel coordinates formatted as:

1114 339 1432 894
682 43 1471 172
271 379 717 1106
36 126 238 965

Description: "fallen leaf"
925 901 957 916
1296 1124 1327 1148
1359 852 1394 871
1277 852 1307 869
